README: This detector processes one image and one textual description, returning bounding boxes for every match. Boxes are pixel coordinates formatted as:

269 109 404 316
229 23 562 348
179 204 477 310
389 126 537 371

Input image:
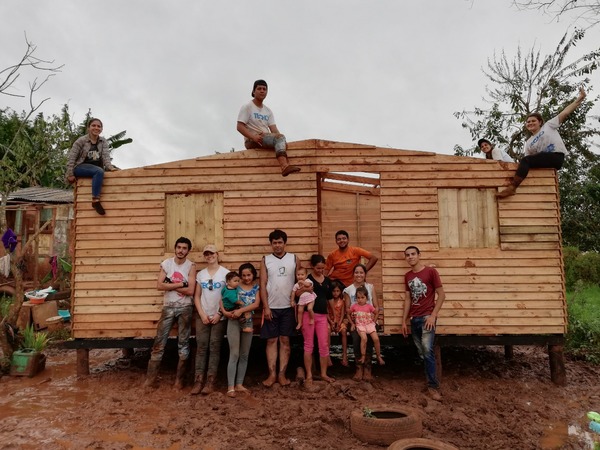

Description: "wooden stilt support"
76 348 90 377
548 344 566 386
504 345 514 360
434 344 442 382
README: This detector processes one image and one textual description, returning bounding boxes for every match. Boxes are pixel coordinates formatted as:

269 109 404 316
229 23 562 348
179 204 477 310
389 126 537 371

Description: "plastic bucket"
10 349 46 377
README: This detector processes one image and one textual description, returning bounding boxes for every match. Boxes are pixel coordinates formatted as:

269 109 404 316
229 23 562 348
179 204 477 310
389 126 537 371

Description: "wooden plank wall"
72 148 320 338
71 140 566 338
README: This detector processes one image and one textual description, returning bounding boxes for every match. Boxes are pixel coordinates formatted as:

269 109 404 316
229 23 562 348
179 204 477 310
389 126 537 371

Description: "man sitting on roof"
236 79 301 177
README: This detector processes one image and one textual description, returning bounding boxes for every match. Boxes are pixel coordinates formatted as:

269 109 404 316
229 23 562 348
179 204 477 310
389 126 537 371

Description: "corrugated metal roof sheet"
7 187 73 204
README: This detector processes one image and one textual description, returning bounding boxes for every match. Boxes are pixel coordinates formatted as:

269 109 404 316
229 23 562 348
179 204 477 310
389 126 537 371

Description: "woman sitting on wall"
477 139 514 163
496 87 586 198
66 118 117 215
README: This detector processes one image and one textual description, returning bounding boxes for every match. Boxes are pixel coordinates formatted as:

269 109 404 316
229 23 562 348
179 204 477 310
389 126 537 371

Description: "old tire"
350 406 422 446
388 437 459 450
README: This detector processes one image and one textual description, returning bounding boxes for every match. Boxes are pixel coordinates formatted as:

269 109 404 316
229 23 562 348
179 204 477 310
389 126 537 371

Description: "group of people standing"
144 229 446 401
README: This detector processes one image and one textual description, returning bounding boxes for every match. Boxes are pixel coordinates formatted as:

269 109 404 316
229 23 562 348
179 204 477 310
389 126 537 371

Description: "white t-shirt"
525 116 566 156
237 101 276 135
196 266 229 319
160 258 194 307
491 147 515 163
343 283 375 307
264 252 296 309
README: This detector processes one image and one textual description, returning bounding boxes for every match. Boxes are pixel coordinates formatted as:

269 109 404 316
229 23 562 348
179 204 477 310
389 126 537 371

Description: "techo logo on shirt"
253 112 270 121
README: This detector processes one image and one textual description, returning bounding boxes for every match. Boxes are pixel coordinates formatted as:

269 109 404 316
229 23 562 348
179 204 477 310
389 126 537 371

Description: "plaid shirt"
66 134 114 180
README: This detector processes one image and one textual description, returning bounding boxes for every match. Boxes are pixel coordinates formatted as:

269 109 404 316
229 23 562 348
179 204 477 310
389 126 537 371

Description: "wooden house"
68 140 566 382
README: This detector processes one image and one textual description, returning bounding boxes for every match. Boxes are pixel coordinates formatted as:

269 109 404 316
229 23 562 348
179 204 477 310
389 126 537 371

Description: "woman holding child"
296 254 335 385
191 244 229 395
344 264 380 381
222 263 261 397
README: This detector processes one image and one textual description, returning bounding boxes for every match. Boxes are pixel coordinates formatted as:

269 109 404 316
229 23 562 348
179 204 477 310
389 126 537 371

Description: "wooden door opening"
318 172 382 302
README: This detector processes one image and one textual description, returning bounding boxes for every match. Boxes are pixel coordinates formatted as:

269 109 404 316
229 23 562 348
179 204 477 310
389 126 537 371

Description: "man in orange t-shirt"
325 230 378 287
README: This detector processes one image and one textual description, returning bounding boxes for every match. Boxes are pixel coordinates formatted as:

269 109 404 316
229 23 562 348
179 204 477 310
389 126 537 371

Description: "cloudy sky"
1 1 599 169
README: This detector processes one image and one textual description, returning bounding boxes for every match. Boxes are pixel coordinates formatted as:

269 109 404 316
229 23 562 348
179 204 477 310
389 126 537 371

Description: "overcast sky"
1 1 599 170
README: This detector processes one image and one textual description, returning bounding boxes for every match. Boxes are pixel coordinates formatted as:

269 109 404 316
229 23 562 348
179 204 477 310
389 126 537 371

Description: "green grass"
566 282 600 363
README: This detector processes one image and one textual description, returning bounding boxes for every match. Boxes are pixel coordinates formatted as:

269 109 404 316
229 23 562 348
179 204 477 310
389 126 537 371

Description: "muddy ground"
1 342 599 450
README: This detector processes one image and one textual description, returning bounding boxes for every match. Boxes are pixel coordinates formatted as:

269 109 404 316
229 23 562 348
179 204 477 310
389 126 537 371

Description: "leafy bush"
563 246 581 289
564 248 600 290
566 283 600 364
574 252 600 285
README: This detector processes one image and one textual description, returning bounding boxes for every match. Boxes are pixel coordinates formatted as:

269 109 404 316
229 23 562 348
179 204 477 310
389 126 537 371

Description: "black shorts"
260 307 296 339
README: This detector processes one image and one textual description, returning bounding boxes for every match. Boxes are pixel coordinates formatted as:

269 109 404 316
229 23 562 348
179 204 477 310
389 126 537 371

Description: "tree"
454 29 600 251
1 36 64 231
513 1 600 27
0 37 64 361
1 38 134 362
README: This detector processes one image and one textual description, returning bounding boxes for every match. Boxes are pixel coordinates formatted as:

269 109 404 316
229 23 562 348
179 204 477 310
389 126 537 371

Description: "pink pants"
302 312 329 357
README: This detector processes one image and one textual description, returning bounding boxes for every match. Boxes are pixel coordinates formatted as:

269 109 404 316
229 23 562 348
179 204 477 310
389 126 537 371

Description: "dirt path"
1 345 599 449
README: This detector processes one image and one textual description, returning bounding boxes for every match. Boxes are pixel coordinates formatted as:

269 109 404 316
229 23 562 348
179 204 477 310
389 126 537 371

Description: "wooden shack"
69 140 566 382
1 187 72 291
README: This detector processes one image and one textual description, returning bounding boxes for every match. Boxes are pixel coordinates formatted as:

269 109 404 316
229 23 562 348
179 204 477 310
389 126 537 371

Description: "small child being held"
349 286 384 365
221 271 253 332
291 267 317 329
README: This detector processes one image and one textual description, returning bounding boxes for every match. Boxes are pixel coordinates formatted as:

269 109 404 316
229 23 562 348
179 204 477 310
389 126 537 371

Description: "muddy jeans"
195 318 226 377
226 319 253 386
149 305 193 361
245 133 287 156
410 315 439 388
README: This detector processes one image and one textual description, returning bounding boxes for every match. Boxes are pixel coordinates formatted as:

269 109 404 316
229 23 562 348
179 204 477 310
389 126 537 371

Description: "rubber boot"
201 375 216 395
277 155 301 177
496 176 524 198
173 359 187 390
190 373 204 395
144 360 160 388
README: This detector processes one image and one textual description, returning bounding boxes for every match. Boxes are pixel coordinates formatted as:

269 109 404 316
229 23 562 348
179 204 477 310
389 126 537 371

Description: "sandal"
226 389 236 398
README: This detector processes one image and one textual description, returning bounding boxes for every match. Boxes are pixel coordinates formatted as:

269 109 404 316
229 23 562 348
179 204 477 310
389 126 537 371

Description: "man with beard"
144 237 196 390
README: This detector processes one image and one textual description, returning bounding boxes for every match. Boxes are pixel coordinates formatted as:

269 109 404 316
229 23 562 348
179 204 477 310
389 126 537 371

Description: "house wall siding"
71 140 566 338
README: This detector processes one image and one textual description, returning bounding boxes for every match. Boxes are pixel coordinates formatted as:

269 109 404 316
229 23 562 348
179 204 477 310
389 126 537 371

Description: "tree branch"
0 33 63 98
